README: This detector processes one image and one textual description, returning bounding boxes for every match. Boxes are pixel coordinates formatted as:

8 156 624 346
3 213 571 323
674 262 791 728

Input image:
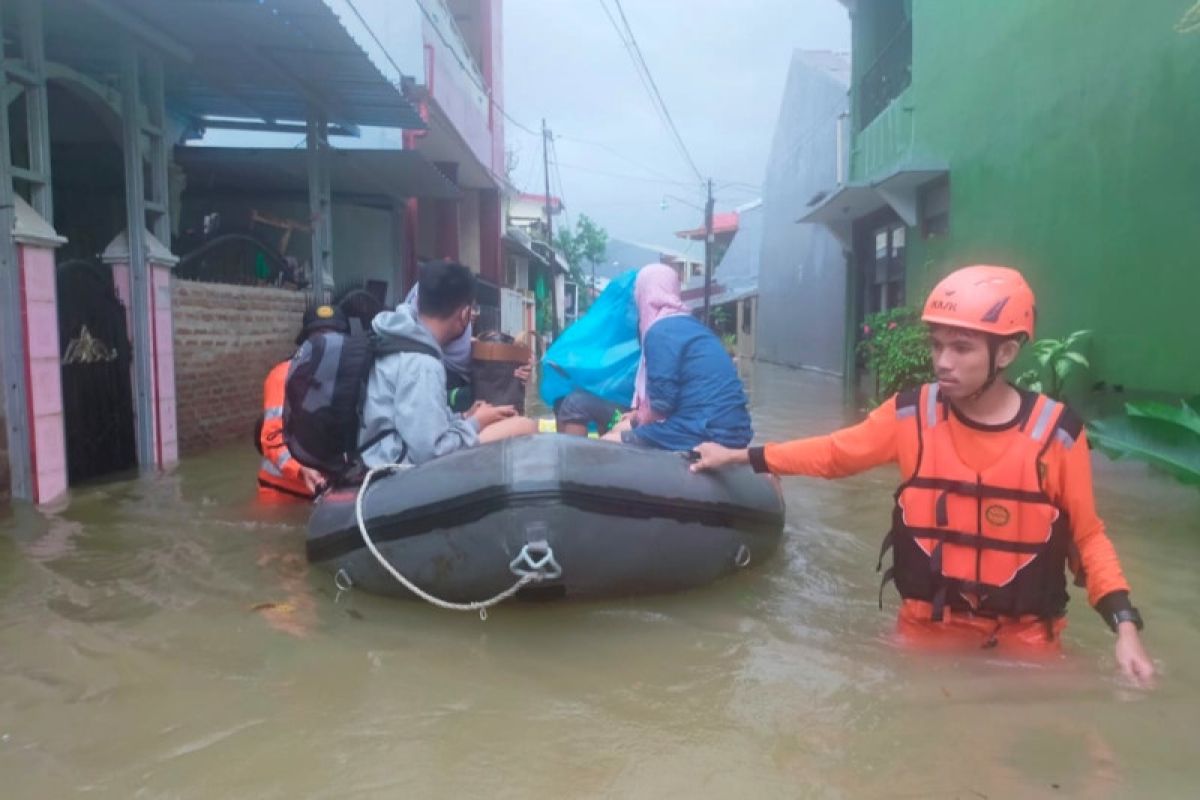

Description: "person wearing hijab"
602 263 752 450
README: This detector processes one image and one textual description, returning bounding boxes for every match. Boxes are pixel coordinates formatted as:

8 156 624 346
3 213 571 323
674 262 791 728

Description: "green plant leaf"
1064 329 1092 348
1125 401 1200 437
1089 413 1200 488
1062 351 1089 368
1032 343 1054 360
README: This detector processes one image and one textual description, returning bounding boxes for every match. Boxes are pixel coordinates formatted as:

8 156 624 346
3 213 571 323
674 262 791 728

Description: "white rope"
352 463 539 619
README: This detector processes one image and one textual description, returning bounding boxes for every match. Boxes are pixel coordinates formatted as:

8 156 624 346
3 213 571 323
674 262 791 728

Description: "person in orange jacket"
691 265 1155 684
256 305 347 499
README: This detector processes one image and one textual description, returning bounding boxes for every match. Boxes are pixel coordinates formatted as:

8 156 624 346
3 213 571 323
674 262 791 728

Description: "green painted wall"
853 0 1200 396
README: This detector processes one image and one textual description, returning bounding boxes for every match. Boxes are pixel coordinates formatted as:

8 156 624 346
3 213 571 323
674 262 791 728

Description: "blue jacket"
629 315 753 450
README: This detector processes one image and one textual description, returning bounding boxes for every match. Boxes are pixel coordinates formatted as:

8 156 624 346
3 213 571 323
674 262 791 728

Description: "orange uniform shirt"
755 394 1130 609
258 360 313 499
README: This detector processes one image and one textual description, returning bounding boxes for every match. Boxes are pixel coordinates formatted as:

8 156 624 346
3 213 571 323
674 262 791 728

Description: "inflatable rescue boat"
307 435 784 604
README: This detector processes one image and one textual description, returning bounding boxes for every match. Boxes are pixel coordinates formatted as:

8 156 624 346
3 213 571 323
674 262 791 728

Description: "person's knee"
479 415 539 443
513 416 539 436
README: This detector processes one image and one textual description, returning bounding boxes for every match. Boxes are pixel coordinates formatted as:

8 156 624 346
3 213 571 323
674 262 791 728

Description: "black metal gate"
56 259 136 484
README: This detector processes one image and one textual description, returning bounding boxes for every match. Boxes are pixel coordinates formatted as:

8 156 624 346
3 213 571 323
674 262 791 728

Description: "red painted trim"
402 99 431 149
17 246 40 503
479 189 501 283
149 264 163 469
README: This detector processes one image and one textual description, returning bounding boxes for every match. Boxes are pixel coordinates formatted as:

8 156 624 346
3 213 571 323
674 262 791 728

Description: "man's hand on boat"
299 465 328 495
689 442 750 472
467 401 518 428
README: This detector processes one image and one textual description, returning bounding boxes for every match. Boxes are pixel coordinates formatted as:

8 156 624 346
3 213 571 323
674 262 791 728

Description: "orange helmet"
921 265 1036 340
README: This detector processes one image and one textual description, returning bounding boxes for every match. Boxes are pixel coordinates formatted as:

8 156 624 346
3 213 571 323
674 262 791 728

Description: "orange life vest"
879 383 1079 622
258 360 313 499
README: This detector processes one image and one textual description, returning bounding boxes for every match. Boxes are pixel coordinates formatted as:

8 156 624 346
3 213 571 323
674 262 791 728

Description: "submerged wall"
172 281 306 455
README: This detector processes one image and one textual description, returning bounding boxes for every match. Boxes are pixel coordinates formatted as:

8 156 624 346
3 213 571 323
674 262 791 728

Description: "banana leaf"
1089 405 1200 488
1124 400 1200 437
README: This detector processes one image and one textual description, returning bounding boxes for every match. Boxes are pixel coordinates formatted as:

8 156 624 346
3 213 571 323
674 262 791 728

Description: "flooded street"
1 362 1198 798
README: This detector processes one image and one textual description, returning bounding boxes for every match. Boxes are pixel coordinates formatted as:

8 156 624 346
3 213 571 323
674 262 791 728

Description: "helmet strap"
967 337 1002 402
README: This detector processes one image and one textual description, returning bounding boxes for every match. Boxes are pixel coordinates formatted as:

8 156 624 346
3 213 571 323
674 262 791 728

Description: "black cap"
296 304 349 345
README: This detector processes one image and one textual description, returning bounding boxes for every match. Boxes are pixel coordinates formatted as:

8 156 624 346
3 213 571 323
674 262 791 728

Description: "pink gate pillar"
103 229 179 469
13 197 69 504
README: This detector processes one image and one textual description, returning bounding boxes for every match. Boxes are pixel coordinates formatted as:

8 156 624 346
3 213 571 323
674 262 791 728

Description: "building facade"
804 0 1200 398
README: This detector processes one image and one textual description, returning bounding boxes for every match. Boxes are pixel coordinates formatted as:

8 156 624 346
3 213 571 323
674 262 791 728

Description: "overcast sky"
502 0 849 253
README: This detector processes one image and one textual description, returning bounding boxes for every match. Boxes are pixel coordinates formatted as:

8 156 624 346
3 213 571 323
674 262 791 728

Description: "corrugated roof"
90 0 425 130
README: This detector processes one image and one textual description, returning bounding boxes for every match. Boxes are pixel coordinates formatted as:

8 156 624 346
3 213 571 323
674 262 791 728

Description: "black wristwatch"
1110 607 1144 633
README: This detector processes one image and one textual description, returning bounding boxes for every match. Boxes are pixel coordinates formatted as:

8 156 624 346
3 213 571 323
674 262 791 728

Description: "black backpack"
282 331 439 477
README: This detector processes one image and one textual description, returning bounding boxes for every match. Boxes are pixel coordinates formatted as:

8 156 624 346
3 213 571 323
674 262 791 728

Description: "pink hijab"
632 263 691 424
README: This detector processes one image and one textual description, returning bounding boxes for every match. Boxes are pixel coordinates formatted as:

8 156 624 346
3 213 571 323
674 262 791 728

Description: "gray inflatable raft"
307 435 784 602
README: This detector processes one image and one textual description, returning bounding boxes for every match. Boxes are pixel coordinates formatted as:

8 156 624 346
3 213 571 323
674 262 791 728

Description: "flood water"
1 362 1198 798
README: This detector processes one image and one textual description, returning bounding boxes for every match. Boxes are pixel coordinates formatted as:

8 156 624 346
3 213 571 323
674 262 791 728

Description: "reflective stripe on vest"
263 405 283 420
887 383 1069 617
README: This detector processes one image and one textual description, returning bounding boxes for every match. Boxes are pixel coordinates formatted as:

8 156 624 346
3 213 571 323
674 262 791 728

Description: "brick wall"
173 280 307 455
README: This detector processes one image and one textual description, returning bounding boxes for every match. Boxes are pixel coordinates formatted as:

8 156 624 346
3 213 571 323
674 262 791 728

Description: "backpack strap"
371 335 441 360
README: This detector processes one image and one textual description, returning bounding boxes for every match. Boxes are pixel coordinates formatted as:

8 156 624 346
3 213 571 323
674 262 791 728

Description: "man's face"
445 303 475 343
929 325 992 399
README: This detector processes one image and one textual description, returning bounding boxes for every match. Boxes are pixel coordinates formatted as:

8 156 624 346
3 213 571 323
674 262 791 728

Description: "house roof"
675 211 740 240
68 0 425 131
683 202 765 309
515 193 564 213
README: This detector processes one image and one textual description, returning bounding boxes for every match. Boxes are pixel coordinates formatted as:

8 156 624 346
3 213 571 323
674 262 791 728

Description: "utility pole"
701 178 715 326
542 118 560 336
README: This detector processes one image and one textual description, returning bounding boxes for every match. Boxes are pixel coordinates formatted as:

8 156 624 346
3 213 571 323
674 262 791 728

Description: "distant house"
681 202 763 359
502 193 569 340
756 50 850 375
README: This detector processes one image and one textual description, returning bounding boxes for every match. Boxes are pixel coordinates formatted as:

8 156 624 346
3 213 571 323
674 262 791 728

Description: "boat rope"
352 463 557 620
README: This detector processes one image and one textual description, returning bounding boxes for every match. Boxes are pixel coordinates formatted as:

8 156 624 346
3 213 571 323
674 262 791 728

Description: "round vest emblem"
985 504 1011 526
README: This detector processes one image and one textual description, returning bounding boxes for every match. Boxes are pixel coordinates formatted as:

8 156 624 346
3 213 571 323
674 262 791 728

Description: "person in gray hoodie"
358 261 537 467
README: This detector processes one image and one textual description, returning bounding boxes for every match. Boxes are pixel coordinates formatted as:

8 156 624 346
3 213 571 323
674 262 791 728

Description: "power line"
598 0 704 186
549 134 573 235
610 0 704 184
555 133 692 186
411 0 541 137
553 161 703 188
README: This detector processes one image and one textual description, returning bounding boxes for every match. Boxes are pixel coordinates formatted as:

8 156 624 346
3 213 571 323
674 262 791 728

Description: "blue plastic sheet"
540 270 640 409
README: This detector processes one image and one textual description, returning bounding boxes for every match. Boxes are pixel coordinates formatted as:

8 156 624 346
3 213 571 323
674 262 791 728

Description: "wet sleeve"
262 418 305 481
752 396 900 478
261 367 305 481
1045 427 1131 611
643 325 683 416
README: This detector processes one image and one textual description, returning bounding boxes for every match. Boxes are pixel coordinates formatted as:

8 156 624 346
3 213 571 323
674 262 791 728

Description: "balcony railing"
857 20 912 132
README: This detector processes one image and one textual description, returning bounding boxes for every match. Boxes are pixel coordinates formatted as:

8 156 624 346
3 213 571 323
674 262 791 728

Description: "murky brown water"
1 362 1198 798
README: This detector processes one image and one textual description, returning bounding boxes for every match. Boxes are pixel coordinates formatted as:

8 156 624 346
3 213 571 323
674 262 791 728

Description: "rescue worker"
690 265 1155 684
256 305 347 499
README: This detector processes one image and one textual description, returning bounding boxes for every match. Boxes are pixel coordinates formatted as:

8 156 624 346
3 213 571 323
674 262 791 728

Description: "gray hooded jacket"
358 304 479 467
